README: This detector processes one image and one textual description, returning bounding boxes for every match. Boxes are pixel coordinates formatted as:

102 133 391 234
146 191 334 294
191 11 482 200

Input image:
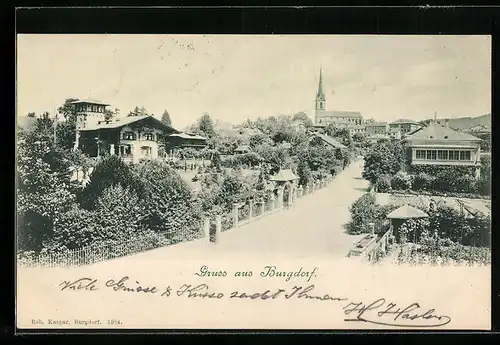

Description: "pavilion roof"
386 204 429 219
269 168 299 182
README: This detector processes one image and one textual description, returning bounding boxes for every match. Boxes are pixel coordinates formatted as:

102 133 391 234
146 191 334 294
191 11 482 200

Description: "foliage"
347 193 378 235
127 106 151 117
291 112 313 128
362 141 404 184
57 98 79 123
297 159 312 187
411 172 435 191
221 152 262 168
198 112 216 139
133 160 202 236
17 124 77 253
375 174 392 193
77 155 145 210
390 171 412 191
161 110 172 126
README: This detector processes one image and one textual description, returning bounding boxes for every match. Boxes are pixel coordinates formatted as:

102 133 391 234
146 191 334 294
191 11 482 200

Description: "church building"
313 68 365 134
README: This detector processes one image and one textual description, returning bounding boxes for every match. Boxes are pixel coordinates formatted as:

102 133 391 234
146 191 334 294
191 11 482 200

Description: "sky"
17 34 491 129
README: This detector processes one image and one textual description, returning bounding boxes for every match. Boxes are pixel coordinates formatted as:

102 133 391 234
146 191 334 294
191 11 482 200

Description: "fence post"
259 200 265 216
248 200 254 220
203 217 210 241
305 184 309 195
214 215 222 244
232 203 239 227
270 194 275 210
298 186 303 198
277 187 284 209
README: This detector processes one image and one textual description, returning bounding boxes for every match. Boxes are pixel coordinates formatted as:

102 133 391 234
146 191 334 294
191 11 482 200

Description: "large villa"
73 99 207 163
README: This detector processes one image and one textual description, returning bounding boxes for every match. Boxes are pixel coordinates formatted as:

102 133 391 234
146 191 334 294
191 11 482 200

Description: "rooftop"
80 115 179 133
316 110 363 118
386 204 429 219
269 168 299 182
169 132 206 140
311 133 347 149
365 122 388 127
390 118 420 125
405 123 483 142
71 98 110 106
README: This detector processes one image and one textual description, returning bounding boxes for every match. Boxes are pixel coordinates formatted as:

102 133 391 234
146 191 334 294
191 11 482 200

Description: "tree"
161 110 172 127
57 98 79 123
128 106 150 117
17 122 77 253
77 155 145 210
362 141 404 184
27 112 36 118
198 113 216 138
104 109 115 121
292 112 313 128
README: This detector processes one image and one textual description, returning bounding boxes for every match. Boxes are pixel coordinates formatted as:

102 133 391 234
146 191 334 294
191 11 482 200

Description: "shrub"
376 174 392 192
411 172 435 191
78 155 145 210
133 160 203 236
348 193 378 234
391 171 412 190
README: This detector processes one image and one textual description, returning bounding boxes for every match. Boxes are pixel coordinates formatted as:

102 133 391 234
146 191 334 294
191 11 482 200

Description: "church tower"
315 67 326 112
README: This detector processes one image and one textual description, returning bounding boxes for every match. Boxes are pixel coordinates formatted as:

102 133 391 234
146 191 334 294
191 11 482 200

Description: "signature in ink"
59 277 99 291
343 298 451 327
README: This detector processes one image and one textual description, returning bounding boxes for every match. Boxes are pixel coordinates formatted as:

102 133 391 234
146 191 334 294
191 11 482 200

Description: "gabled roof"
269 168 299 182
316 110 363 118
405 123 483 142
169 132 206 140
386 204 429 219
390 118 419 125
71 98 110 106
311 133 347 149
80 115 180 133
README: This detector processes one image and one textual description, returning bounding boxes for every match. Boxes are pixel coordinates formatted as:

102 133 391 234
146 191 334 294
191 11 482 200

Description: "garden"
17 111 357 266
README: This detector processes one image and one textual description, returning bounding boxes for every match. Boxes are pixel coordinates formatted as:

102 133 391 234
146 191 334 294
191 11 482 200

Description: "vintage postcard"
16 34 491 330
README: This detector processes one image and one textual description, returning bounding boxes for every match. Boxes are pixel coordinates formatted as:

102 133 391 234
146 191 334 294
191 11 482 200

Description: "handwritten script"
58 276 451 328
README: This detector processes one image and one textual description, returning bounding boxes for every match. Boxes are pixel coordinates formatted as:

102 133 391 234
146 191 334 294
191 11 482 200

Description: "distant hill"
446 114 491 130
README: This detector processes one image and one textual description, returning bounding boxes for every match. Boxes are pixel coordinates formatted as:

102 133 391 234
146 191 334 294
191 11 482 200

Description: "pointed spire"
316 66 325 101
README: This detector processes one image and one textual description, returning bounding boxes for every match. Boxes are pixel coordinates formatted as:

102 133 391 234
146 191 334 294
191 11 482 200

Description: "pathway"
85 159 370 267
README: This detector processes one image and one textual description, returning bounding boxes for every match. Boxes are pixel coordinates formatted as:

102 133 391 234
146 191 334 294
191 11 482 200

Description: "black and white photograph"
16 34 491 330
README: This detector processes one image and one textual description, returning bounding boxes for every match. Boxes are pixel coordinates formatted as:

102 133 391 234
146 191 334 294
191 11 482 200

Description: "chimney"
434 111 437 122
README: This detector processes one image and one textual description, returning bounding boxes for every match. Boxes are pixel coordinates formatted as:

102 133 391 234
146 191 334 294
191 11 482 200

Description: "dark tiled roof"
405 123 482 141
311 133 347 149
316 110 362 118
80 115 180 133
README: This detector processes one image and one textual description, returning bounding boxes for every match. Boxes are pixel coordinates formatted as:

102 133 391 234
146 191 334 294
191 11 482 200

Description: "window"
437 150 447 160
144 133 154 141
120 145 132 155
426 150 432 159
460 151 471 161
123 132 136 140
416 150 426 159
448 150 459 160
141 146 152 157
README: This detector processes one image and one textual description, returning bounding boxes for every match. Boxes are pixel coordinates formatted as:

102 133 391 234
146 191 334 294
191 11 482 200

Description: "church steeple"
315 66 326 111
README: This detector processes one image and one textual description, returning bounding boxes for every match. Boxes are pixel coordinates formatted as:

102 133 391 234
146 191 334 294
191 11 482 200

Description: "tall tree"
27 112 36 118
57 98 79 123
161 110 172 126
127 106 150 117
198 112 216 138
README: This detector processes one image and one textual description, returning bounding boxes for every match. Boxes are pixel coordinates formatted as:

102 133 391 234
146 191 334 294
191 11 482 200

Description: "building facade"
73 99 207 164
365 122 388 136
314 68 364 131
389 119 421 137
403 122 483 179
